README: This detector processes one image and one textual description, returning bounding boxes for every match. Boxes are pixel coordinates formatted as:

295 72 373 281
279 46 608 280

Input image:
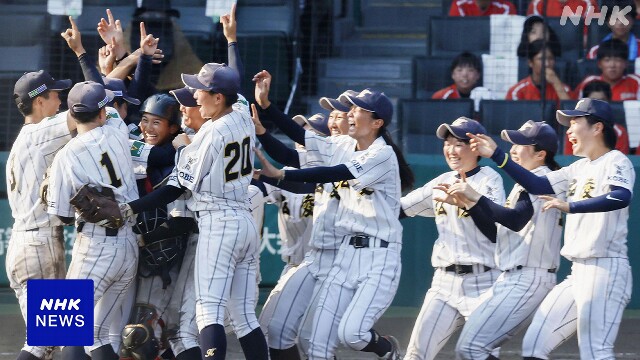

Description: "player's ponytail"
534 144 561 171
381 129 415 192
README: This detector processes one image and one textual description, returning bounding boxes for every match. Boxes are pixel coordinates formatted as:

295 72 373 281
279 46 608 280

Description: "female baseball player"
434 121 564 359
400 117 505 360
7 70 73 360
47 81 140 360
469 98 634 360
256 87 414 360
252 78 354 360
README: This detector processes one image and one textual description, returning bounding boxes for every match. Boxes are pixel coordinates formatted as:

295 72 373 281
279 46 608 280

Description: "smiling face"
194 89 226 120
452 65 480 94
566 116 598 157
347 106 383 140
328 110 349 136
180 104 205 132
442 134 478 172
140 113 179 146
510 144 544 170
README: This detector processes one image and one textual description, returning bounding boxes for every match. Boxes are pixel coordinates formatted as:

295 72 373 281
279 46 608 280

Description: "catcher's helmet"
140 94 181 127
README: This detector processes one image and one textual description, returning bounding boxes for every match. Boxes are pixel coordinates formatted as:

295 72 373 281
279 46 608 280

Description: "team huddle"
5 5 635 360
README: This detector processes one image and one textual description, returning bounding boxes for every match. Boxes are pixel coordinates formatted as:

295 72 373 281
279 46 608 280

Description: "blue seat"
480 100 556 134
428 17 490 57
546 17 584 62
399 99 474 153
413 56 456 99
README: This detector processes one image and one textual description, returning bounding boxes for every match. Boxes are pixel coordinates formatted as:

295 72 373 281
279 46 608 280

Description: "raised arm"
253 70 306 144
221 3 244 83
252 104 300 167
469 133 555 195
61 16 104 84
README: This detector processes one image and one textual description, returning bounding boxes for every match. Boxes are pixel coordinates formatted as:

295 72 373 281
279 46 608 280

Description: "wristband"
498 153 509 168
115 52 129 65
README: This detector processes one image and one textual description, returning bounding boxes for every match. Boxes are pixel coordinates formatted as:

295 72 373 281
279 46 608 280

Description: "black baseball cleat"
379 335 402 360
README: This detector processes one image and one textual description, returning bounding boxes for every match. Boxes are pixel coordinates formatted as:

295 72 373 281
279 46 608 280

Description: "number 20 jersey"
171 109 255 212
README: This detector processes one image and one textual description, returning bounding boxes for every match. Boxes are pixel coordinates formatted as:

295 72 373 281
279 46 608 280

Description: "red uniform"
432 85 465 99
505 76 572 101
564 123 630 154
527 0 598 17
449 0 516 16
574 75 640 101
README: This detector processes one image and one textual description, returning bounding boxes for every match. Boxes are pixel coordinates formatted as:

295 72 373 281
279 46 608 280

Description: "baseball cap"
170 86 198 107
14 70 72 106
318 90 357 112
436 117 487 140
292 113 330 136
338 88 393 125
181 63 240 96
501 120 558 153
556 98 613 126
67 81 114 113
103 77 140 105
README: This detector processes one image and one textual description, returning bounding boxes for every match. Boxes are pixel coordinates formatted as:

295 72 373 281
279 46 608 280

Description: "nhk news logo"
560 5 633 26
27 279 93 346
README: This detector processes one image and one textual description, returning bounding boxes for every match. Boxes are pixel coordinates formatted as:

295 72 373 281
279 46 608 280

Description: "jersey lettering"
568 179 577 197
224 137 252 182
301 194 314 217
100 152 123 188
435 201 447 216
581 178 595 199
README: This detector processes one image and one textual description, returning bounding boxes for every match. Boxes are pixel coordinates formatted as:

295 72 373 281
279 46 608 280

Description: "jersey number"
224 137 252 182
100 153 123 188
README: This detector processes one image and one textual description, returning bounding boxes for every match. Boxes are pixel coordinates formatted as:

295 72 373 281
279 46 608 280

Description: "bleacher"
1 0 640 154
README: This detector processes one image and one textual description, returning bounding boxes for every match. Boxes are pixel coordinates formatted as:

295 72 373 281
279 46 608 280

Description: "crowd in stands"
433 0 640 154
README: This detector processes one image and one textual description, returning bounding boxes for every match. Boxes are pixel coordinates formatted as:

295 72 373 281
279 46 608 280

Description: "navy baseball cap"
501 120 558 153
293 113 330 136
339 88 393 124
170 86 198 107
319 90 357 112
103 77 140 105
556 98 613 126
67 81 114 113
436 117 487 140
181 63 240 96
14 70 72 106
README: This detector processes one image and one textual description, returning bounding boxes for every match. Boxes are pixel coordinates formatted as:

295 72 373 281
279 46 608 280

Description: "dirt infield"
1 291 638 360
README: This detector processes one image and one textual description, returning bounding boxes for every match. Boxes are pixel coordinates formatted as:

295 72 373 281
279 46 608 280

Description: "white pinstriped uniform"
305 136 403 360
47 114 139 352
265 179 314 270
5 109 76 358
259 141 342 353
456 166 564 359
170 109 261 336
401 167 505 360
522 150 635 359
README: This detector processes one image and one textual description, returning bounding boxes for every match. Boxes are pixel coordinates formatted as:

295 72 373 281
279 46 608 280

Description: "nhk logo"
27 279 94 346
560 5 633 26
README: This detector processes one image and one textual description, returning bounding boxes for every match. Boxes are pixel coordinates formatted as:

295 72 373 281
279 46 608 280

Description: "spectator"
576 38 640 100
506 39 572 101
433 52 482 99
586 0 639 60
449 0 516 16
564 81 631 154
527 0 598 19
516 15 562 58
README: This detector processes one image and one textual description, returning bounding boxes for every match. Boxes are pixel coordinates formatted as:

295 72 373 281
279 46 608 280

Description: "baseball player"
435 121 564 359
46 81 139 360
6 70 72 360
255 88 414 360
400 117 505 360
123 63 267 360
469 98 634 359
252 75 355 360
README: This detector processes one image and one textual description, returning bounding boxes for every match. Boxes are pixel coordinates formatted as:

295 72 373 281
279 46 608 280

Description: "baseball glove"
69 185 124 229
